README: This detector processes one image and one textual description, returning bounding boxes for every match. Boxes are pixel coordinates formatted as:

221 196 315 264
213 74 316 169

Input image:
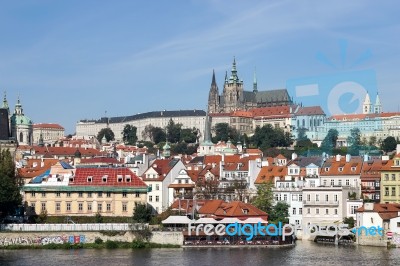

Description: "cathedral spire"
229 56 239 83
374 92 382 114
2 91 9 111
211 69 217 86
253 68 258 93
362 91 372 114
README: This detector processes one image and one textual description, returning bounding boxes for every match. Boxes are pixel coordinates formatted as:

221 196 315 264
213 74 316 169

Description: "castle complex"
208 58 292 114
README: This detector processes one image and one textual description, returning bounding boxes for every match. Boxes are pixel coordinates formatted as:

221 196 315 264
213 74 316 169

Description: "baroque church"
208 58 292 114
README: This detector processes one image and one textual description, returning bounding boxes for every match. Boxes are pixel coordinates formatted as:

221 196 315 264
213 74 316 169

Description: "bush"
105 240 118 249
94 237 103 244
131 239 146 249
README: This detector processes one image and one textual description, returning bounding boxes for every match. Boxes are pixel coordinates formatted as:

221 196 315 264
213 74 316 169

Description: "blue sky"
1 0 399 134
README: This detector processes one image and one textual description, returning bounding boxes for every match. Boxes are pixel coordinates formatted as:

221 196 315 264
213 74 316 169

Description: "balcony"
303 200 339 206
273 187 302 192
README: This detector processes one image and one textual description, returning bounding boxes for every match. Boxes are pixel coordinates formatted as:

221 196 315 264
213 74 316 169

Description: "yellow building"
23 166 149 217
380 155 400 203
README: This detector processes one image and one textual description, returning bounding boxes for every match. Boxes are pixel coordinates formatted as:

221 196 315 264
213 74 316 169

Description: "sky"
1 0 399 134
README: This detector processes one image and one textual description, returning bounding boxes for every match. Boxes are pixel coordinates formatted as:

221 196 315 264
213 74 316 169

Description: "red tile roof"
357 203 400 220
255 165 287 184
32 146 104 157
71 167 147 187
295 106 325 116
198 200 268 219
320 157 362 176
33 123 64 130
79 157 120 164
231 110 253 118
17 159 59 179
142 158 180 181
250 105 295 118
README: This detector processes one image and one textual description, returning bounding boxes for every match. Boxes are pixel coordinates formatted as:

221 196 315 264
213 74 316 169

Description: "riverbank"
183 243 295 248
0 239 180 250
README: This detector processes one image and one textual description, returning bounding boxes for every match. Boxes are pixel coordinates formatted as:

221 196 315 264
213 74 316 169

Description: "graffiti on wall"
0 235 85 246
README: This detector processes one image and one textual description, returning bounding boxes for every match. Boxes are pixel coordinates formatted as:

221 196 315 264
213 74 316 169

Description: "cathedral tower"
362 92 372 114
222 57 244 112
207 70 219 113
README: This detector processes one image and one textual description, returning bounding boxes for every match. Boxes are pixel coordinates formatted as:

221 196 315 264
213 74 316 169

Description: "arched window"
302 119 305 127
19 132 24 143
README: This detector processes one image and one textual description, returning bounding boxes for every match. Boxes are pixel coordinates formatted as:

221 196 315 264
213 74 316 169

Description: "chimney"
364 154 369 162
364 202 374 211
292 152 297 160
336 154 341 162
397 144 400 155
345 154 351 162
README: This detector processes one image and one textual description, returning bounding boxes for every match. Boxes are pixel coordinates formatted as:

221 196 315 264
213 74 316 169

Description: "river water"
0 241 399 266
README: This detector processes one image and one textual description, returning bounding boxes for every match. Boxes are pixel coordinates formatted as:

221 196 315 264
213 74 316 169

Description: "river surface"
0 241 399 266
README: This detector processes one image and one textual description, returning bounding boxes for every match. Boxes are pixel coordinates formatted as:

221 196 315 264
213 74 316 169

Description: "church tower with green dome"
10 96 33 145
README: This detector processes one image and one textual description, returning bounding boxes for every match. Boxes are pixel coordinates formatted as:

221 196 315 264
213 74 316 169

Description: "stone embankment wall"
0 231 183 246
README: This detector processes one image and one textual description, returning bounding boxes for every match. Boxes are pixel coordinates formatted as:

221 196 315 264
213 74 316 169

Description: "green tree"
368 136 377 147
347 128 361 156
269 202 289 224
0 149 22 218
180 128 198 143
122 124 138 145
343 217 355 228
97 128 115 143
212 123 239 143
150 127 166 144
382 136 397 153
133 203 153 222
166 119 182 143
297 127 308 141
320 129 339 154
252 182 274 215
251 125 293 150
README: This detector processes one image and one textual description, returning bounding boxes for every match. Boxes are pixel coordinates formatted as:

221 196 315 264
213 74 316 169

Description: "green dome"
163 142 171 150
11 114 32 125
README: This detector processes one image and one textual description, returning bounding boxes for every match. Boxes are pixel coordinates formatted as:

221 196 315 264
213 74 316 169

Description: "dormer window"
243 209 249 214
395 159 400 166
102 175 108 183
117 175 123 183
338 167 343 172
325 167 330 171
351 167 356 171
69 177 74 182
125 175 131 182
87 176 92 183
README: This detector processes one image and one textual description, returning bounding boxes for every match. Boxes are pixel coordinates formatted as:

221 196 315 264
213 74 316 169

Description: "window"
30 202 36 210
122 192 127 198
392 174 396 181
66 202 71 211
98 192 103 198
334 194 338 202
346 179 350 186
338 180 342 186
102 175 108 183
307 194 310 201
284 194 287 201
295 220 300 225
56 192 61 197
149 195 153 202
87 176 92 183
106 203 111 212
88 192 92 198
330 179 334 186
292 195 297 201
385 174 389 181
385 187 389 196
106 192 111 198
126 176 131 182
56 202 61 212
78 203 83 211
67 192 71 198
316 195 319 201
31 192 36 197
88 203 92 212
117 175 123 183
42 192 46 198
98 203 102 212
293 208 296 215
325 209 329 215
338 167 343 172
351 205 358 214
334 209 338 215
299 208 302 215
156 196 159 202
397 222 400 228
307 208 310 214
299 194 303 201
392 187 396 196
122 203 127 212
41 202 46 211
78 192 83 198
325 195 329 202
156 184 160 190
323 180 327 186
316 209 319 214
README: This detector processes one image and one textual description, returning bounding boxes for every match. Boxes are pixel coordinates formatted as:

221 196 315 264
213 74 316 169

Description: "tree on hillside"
382 136 397 153
150 127 166 144
180 128 198 143
195 177 219 200
252 182 274 216
320 129 339 154
347 128 362 156
0 149 22 217
97 128 115 143
122 124 138 145
251 125 293 150
166 119 182 143
212 123 239 143
368 136 377 147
